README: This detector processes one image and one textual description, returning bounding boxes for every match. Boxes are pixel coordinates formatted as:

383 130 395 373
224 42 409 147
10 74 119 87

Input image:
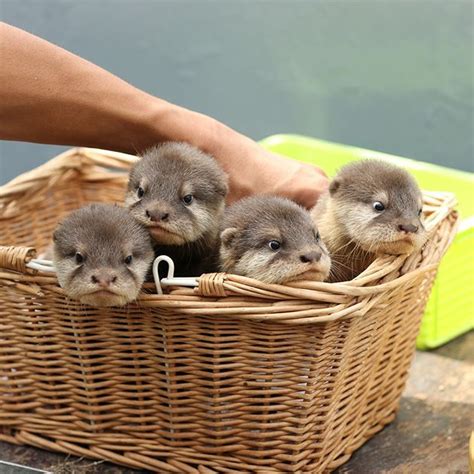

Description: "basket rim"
0 148 459 324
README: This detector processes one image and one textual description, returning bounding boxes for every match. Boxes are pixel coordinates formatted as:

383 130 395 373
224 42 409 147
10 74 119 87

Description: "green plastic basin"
261 134 474 349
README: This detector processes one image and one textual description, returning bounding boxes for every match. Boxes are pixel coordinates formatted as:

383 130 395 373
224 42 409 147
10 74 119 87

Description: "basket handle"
0 245 37 274
197 272 228 297
195 262 438 301
0 148 137 202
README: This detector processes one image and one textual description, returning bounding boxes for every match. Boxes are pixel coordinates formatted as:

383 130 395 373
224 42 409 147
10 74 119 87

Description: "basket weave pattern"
0 148 457 473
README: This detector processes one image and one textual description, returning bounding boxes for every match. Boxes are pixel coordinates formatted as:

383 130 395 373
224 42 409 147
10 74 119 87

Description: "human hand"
0 22 328 207
196 119 328 208
252 148 329 209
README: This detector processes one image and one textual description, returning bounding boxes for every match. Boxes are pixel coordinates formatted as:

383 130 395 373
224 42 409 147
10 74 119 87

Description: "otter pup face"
329 160 426 255
53 204 154 307
220 196 331 284
125 142 228 246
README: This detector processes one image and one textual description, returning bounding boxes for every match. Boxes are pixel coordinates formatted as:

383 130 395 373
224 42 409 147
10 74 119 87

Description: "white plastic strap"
152 255 199 295
26 259 56 273
25 255 200 294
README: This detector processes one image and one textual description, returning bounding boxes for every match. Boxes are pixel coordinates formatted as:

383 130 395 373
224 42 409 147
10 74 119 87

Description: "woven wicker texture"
0 148 458 473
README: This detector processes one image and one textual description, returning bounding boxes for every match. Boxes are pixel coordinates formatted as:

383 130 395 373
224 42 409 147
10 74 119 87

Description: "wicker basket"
0 148 458 473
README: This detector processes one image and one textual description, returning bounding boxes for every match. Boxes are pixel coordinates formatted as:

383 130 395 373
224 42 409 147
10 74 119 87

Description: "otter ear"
329 178 342 195
214 174 229 198
220 227 238 248
216 180 229 198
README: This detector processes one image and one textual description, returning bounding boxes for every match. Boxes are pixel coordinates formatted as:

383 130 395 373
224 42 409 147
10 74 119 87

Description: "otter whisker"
219 196 331 285
125 142 228 277
53 204 154 308
311 159 425 281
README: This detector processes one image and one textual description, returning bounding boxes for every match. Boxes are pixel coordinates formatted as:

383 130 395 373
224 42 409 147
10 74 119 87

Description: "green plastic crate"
260 134 474 349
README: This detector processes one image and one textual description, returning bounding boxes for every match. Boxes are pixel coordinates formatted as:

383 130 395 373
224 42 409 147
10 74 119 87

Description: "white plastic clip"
152 255 199 295
26 259 56 273
25 255 199 294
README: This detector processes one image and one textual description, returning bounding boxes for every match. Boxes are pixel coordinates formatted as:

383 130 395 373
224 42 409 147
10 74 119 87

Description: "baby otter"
220 196 331 284
312 160 426 281
53 204 154 307
125 142 228 276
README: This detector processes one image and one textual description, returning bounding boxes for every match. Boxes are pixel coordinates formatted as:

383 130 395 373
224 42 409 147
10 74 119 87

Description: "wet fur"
312 160 426 282
220 196 331 284
53 204 154 306
125 142 228 276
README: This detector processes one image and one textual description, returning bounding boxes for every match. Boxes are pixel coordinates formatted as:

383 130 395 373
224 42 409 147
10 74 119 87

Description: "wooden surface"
335 331 473 473
1 331 472 473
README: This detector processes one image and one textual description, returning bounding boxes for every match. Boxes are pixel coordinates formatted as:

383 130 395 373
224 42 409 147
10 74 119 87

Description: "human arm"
0 22 327 206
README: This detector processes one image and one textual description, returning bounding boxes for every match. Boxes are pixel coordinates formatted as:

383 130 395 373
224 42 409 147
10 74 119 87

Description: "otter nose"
91 274 117 288
300 251 321 263
398 223 418 234
146 210 169 222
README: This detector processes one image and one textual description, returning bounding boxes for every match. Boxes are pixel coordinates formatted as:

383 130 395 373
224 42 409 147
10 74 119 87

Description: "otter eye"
75 252 84 265
182 194 194 205
137 187 145 199
314 231 320 242
373 201 385 212
268 240 281 251
418 208 423 216
124 255 133 265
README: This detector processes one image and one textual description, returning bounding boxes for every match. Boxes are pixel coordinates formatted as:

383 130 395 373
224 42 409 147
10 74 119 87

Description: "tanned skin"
0 22 328 207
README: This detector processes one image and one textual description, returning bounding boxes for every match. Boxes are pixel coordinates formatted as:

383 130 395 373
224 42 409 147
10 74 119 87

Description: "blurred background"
1 0 473 184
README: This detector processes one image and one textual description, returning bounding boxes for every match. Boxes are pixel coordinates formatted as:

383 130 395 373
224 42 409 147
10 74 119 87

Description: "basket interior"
0 166 128 252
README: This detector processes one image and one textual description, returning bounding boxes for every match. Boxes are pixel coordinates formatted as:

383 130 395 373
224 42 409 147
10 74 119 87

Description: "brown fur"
312 160 426 282
53 204 154 307
220 196 331 284
125 142 228 276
